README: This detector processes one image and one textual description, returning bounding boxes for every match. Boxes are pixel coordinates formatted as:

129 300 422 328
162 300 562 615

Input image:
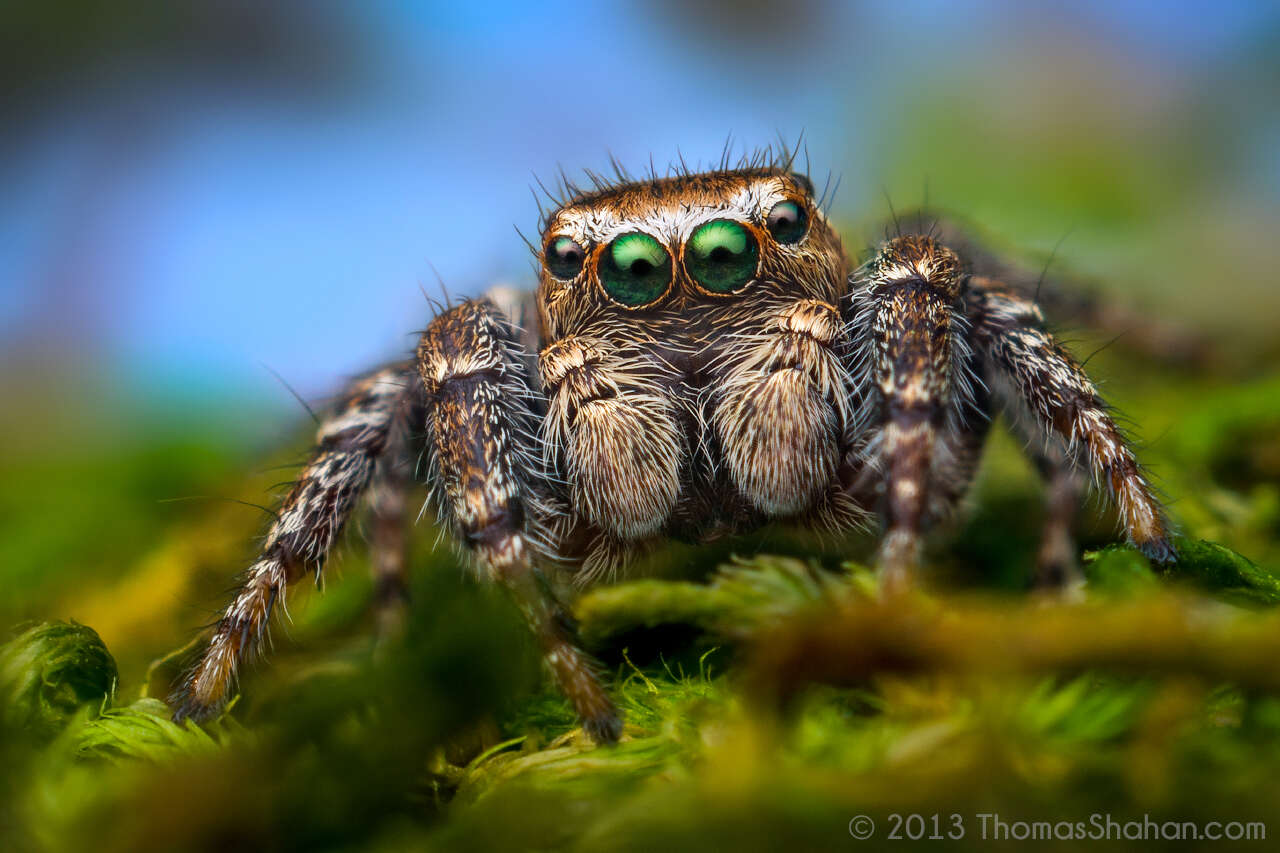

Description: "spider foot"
1033 524 1083 591
876 530 919 598
582 706 624 745
1140 537 1180 566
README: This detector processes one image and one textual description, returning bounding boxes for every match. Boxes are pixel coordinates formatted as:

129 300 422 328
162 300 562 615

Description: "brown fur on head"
536 168 847 341
530 166 857 574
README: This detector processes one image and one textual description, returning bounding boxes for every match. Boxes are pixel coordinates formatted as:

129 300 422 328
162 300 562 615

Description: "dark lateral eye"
765 200 809 244
599 232 672 307
686 219 759 293
545 236 586 279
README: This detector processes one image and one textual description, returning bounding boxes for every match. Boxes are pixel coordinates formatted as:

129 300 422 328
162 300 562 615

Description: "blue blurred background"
3 0 1276 413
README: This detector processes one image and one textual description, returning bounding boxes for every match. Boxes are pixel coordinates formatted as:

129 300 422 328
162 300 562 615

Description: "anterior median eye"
686 219 759 293
765 200 808 244
599 232 672 307
545 236 586 279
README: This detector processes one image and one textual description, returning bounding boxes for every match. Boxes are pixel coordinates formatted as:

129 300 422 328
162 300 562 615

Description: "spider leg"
904 212 1214 368
968 279 1176 563
849 278 965 593
418 300 621 744
367 411 420 637
1011 422 1087 590
876 415 937 594
1035 445 1086 589
172 363 421 721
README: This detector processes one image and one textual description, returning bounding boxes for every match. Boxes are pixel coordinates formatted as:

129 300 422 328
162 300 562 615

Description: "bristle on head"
531 143 809 235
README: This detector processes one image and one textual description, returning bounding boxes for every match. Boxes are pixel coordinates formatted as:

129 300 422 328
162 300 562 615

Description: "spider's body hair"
536 143 803 230
968 282 1175 560
174 162 1177 743
844 236 985 587
535 167 862 577
840 234 1175 587
416 301 547 573
416 300 619 739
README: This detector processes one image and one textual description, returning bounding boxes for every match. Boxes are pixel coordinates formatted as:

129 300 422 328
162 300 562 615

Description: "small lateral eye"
686 219 759 293
545 236 586 279
599 232 672 307
765 200 809 244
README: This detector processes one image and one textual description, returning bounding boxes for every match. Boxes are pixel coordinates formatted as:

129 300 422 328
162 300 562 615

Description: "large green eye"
686 219 759 293
599 232 672 307
765 200 809 244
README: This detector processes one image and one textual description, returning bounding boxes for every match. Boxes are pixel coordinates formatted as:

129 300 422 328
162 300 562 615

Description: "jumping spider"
172 158 1176 743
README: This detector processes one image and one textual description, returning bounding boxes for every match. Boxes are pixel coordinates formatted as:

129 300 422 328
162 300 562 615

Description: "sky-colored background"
3 0 1277 419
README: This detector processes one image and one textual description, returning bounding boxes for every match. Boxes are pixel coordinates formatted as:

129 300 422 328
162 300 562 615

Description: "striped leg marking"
173 364 418 720
972 283 1175 562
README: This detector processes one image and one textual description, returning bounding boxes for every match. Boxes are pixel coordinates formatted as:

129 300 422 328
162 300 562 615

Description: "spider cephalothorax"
533 169 858 575
172 159 1176 744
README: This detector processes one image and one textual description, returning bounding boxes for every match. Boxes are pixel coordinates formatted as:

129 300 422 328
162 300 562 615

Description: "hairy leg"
366 416 418 637
892 211 1214 368
418 300 621 743
1015 429 1087 589
846 238 972 593
172 363 421 721
1035 451 1085 589
992 351 1088 588
868 342 950 595
968 279 1176 562
849 290 952 584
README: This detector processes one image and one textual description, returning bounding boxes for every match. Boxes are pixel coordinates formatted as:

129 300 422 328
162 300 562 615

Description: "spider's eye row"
686 219 759 293
599 232 672 307
765 200 809 244
546 236 586 279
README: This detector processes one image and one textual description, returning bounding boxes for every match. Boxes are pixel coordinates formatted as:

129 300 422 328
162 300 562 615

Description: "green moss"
0 621 117 742
1086 539 1280 605
577 555 852 646
1171 539 1280 604
10 555 1280 851
72 698 230 763
1083 546 1158 597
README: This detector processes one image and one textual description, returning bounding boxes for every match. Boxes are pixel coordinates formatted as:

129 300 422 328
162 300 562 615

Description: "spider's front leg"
173 363 420 720
417 301 622 744
968 280 1176 563
847 237 977 594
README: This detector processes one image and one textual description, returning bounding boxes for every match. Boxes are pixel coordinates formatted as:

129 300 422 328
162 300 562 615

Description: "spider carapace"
172 162 1176 742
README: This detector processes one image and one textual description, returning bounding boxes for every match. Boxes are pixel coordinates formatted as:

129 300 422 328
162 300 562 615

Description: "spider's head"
535 168 846 342
532 167 852 547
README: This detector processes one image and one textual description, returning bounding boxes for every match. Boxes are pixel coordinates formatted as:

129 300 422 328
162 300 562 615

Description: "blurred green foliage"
7 539 1280 851
0 621 115 742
